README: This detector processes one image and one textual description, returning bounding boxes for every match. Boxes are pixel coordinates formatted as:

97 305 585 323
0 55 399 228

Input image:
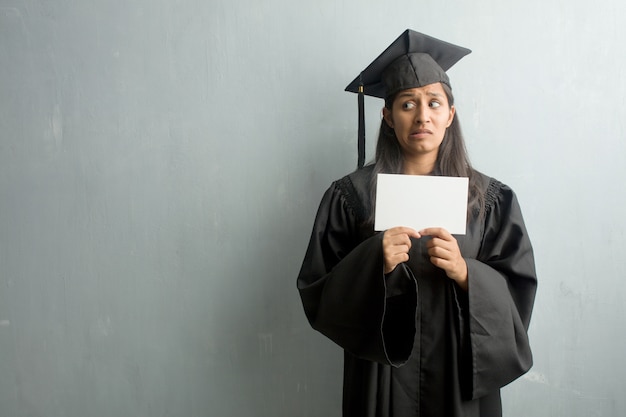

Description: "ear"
446 105 456 128
382 107 394 128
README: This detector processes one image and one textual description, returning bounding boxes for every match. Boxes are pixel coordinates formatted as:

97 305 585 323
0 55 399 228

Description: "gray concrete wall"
1 0 625 415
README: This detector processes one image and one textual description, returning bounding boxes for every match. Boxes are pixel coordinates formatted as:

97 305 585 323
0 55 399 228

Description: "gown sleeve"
297 181 417 366
465 180 537 399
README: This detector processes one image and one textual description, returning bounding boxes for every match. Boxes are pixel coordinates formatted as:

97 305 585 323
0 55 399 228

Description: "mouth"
409 129 432 138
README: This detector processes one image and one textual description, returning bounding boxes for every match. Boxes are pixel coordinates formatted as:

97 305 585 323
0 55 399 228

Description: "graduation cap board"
345 29 471 168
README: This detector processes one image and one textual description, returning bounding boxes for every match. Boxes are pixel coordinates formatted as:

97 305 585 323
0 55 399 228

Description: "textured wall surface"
1 0 625 416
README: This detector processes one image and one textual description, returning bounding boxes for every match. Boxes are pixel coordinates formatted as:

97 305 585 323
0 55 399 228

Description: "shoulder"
335 164 375 193
329 164 375 222
473 170 520 215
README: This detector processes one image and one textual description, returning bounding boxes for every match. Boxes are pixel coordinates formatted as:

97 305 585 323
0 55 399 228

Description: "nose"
414 104 430 124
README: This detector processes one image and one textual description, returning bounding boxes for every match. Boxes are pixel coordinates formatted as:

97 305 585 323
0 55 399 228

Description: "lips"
409 128 432 138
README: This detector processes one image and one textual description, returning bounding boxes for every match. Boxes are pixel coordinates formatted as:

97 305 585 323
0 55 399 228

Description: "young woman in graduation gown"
297 30 537 417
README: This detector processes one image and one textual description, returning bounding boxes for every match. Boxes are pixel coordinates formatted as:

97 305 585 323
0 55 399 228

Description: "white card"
374 173 469 234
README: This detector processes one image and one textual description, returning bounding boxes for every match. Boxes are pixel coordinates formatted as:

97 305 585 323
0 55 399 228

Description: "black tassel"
357 76 365 169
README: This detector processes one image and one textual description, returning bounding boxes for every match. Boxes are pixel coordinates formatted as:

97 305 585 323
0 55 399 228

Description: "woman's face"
383 83 455 162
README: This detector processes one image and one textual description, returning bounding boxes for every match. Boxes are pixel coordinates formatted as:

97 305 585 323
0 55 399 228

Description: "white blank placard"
374 174 468 234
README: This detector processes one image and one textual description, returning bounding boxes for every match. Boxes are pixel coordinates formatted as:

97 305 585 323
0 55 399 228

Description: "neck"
402 156 436 175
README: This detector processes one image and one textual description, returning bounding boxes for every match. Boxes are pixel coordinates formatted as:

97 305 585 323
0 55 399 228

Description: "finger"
384 230 420 251
428 246 453 260
429 255 452 271
387 226 421 239
384 253 410 274
393 253 410 264
426 237 453 251
384 235 412 251
389 233 412 244
418 227 451 239
386 244 411 257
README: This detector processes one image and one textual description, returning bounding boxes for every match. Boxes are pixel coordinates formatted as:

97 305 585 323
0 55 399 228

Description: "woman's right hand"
382 227 421 274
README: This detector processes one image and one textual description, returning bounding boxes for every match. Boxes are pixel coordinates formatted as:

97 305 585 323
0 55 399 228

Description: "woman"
297 30 537 417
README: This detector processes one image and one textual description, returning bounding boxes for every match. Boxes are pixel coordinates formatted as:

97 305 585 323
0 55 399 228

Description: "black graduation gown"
297 165 537 417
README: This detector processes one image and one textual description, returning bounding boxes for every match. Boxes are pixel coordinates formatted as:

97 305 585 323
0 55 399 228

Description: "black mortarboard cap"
345 29 471 168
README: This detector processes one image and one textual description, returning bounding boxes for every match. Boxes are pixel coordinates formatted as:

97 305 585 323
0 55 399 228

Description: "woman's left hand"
419 227 468 291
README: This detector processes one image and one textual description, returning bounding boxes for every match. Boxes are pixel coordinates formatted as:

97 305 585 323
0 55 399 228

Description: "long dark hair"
368 83 485 223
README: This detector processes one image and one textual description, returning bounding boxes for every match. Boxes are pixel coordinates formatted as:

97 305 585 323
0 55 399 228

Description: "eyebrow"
398 91 444 99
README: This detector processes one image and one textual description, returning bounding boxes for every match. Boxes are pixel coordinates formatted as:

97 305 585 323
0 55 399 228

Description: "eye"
401 101 416 110
429 100 441 108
